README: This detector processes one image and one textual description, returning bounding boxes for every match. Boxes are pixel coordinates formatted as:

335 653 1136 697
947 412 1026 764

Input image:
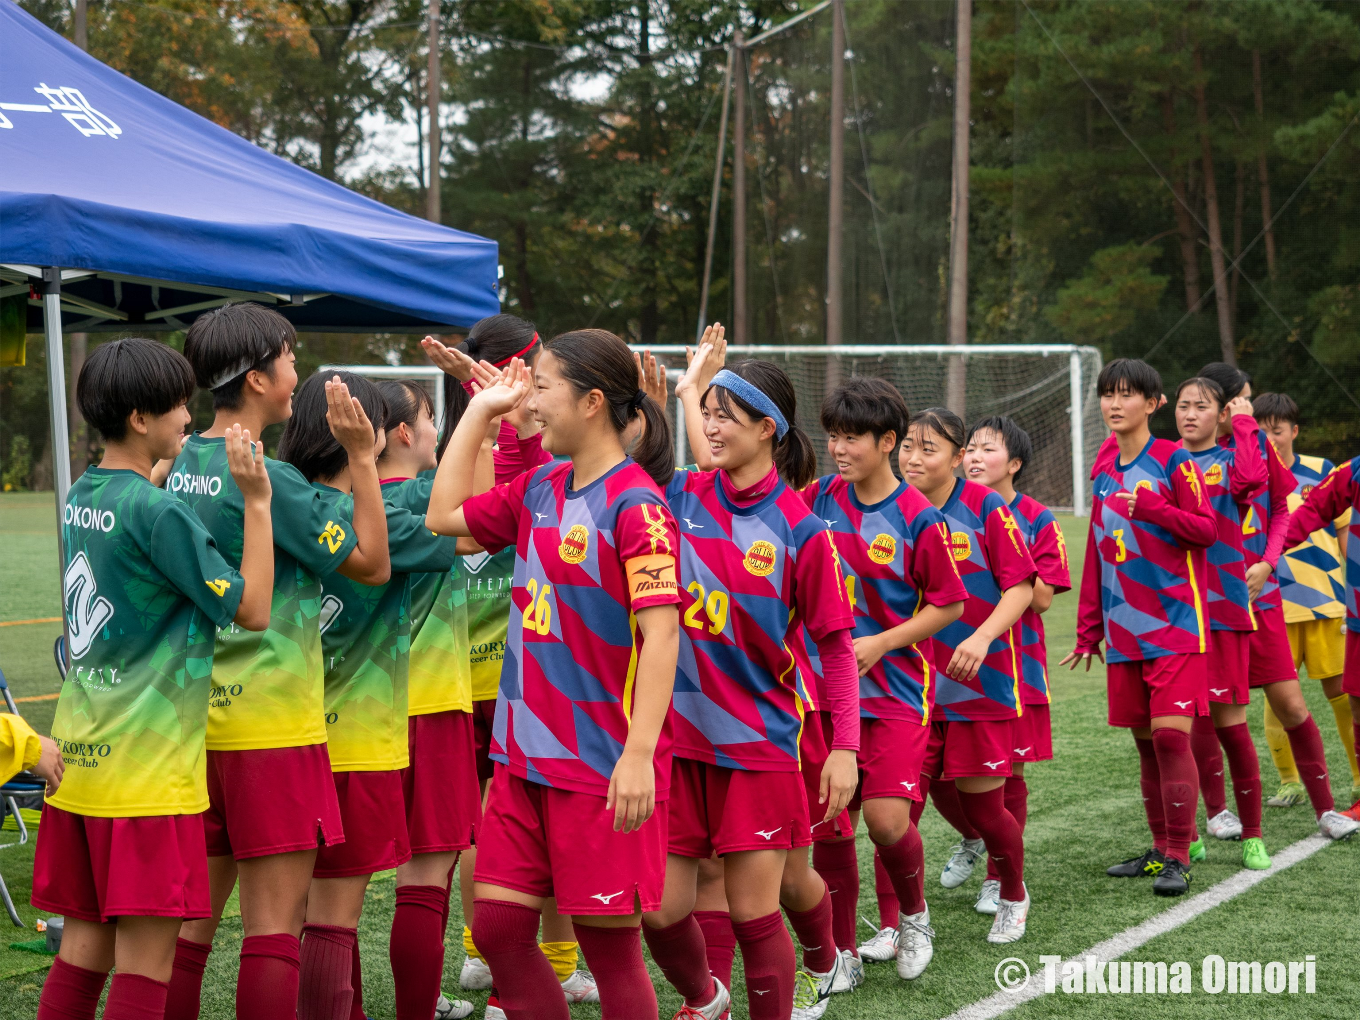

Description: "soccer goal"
638 345 1104 515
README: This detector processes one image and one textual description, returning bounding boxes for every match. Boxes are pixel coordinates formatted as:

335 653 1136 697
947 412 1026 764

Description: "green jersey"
52 467 243 817
317 488 459 770
462 543 514 702
170 435 358 751
382 473 472 715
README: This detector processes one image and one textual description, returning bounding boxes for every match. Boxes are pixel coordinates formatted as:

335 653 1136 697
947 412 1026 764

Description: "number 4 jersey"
52 467 244 817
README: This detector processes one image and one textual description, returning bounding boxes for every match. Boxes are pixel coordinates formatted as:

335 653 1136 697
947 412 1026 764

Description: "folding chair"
0 665 48 927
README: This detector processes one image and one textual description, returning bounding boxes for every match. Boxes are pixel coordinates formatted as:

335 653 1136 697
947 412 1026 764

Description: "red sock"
37 956 107 1020
930 779 981 839
102 973 169 1020
642 913 715 1005
1191 714 1227 816
164 938 211 1020
783 884 837 973
872 849 900 928
731 912 795 1020
349 937 365 1020
1152 727 1198 865
1218 722 1263 839
812 838 859 954
908 775 929 827
238 933 300 1020
574 923 658 1019
391 885 447 1020
299 923 356 1020
1285 716 1336 816
693 910 735 992
472 900 568 1020
1135 736 1167 853
958 787 1025 901
1004 775 1029 832
874 825 925 916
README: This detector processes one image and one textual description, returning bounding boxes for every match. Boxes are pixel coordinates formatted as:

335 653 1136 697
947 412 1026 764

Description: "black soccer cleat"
1106 848 1167 878
1152 858 1192 897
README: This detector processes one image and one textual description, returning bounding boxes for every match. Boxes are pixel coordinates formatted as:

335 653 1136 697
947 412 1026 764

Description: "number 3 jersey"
52 467 244 817
462 459 681 798
797 476 966 724
1077 437 1216 663
665 469 853 772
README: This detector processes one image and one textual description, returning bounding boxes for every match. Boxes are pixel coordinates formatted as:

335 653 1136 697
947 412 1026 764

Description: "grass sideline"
1 495 1358 1017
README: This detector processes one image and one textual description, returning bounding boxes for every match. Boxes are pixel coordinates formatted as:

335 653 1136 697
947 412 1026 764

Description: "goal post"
633 344 1104 515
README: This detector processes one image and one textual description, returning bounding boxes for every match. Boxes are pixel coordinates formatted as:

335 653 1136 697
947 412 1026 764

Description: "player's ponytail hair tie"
710 369 789 439
629 389 647 413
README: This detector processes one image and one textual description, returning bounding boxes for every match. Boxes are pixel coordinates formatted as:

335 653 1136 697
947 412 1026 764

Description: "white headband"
206 356 257 391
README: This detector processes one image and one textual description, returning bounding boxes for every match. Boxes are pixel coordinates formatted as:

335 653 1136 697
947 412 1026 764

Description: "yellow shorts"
1286 618 1345 681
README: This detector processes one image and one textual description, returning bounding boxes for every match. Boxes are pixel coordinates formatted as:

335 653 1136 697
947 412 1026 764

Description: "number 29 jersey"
665 470 853 772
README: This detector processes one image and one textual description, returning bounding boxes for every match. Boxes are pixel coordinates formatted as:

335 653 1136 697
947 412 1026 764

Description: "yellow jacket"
0 713 42 787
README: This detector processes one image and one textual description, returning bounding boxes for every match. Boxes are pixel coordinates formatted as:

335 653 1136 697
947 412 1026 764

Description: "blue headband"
710 370 789 439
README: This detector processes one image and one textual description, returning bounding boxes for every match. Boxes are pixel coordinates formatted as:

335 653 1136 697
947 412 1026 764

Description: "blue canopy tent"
0 0 499 526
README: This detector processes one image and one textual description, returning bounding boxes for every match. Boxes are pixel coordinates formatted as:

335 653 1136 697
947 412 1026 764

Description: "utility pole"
732 30 747 345
426 0 441 222
697 47 734 340
945 0 970 417
826 0 844 350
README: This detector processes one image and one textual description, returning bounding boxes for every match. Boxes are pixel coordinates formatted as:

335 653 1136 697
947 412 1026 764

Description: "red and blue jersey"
931 479 1037 721
1077 437 1216 662
1284 457 1360 633
1221 429 1295 611
462 459 681 798
1008 492 1071 705
797 476 967 724
1182 416 1267 633
666 469 852 772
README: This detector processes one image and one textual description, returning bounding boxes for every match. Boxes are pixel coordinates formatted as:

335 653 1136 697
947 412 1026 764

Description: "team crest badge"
1135 479 1153 492
744 539 777 576
1302 484 1314 498
1202 463 1224 486
559 524 590 564
950 532 972 561
868 533 896 565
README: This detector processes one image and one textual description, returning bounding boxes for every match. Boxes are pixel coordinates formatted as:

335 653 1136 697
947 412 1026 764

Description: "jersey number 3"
64 551 114 659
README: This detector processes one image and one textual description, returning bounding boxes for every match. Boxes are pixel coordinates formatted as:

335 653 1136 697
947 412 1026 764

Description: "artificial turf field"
2 490 1359 1018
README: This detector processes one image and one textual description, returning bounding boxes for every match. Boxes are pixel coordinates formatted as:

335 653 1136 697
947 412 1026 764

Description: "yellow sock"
1327 693 1360 787
463 925 483 961
540 940 578 982
1265 697 1300 785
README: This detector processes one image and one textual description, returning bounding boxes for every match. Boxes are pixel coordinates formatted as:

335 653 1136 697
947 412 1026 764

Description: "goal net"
639 344 1104 514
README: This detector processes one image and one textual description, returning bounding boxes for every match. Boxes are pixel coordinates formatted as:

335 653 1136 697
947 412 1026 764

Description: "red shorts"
1206 629 1251 705
852 716 930 805
403 711 481 855
1011 703 1053 763
1248 605 1299 687
921 718 1015 780
1107 652 1209 728
1345 631 1360 698
32 805 210 923
472 699 498 783
313 771 412 878
800 711 853 839
668 758 811 857
204 743 344 860
474 766 666 914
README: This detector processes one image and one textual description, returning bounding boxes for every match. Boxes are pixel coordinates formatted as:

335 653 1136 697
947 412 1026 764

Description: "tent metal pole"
696 45 734 342
41 267 71 641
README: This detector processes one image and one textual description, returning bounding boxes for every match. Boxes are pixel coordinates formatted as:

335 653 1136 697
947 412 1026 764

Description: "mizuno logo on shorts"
755 828 782 840
591 891 624 904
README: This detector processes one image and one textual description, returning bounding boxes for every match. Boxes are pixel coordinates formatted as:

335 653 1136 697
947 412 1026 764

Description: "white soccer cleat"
790 955 843 1020
987 885 1030 944
460 955 493 990
1207 809 1243 840
857 924 900 962
669 976 730 1020
940 838 987 888
974 878 1000 915
829 948 864 992
895 905 935 980
1318 809 1360 841
483 998 506 1020
434 994 474 1019
560 969 600 1003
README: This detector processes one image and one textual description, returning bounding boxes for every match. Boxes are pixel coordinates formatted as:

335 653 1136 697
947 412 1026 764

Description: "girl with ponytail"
641 331 860 1020
418 329 682 1020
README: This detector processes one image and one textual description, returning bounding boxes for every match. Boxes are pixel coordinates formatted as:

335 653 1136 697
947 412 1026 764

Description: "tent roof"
0 1 500 333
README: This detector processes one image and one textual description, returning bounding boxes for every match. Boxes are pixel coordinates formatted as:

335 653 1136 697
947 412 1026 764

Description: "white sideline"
942 833 1333 1020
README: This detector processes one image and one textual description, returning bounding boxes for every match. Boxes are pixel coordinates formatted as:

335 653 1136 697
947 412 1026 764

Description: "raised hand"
1227 394 1255 419
325 376 377 457
421 335 478 382
469 357 531 418
635 349 668 407
676 342 714 399
224 424 271 503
